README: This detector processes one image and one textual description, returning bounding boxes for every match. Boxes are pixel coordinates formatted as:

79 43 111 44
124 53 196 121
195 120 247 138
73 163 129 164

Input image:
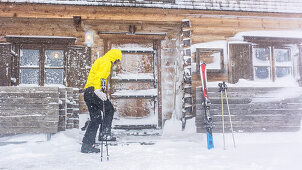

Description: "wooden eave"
98 32 166 40
1 3 302 22
243 36 302 44
5 35 76 44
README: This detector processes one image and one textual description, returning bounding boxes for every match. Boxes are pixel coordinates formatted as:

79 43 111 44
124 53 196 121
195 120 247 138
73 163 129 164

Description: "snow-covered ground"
0 117 302 170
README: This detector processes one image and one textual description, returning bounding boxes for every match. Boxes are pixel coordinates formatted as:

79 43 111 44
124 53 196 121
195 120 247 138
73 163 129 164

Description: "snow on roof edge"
229 30 302 41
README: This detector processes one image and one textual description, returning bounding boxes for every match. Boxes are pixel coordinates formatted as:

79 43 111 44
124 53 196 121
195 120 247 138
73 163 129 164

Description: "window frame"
5 35 76 86
252 45 293 81
44 48 66 86
17 44 67 86
273 46 293 80
196 48 224 73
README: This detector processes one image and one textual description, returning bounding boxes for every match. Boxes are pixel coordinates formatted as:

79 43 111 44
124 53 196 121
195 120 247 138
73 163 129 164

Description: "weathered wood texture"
58 87 80 131
0 87 59 135
66 46 91 88
229 43 253 84
196 86 302 133
0 87 80 135
0 43 11 86
1 2 302 124
1 3 302 45
5 0 301 14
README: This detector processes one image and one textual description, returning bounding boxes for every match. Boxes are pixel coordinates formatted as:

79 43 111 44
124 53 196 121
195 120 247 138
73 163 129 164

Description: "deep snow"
0 117 302 170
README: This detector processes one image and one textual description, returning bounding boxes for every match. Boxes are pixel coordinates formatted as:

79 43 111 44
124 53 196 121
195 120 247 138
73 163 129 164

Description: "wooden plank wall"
0 87 60 135
1 3 302 45
58 87 80 131
196 86 302 133
1 3 302 121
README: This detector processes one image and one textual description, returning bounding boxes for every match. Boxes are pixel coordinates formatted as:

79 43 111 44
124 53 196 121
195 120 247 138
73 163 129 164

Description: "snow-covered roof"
1 0 302 14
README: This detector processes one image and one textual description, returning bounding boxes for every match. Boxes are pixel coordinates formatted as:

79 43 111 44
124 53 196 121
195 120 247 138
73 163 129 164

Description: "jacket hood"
103 49 122 62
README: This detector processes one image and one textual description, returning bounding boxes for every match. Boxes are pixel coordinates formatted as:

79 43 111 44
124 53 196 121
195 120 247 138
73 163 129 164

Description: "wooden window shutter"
66 46 91 88
0 43 12 86
229 43 253 84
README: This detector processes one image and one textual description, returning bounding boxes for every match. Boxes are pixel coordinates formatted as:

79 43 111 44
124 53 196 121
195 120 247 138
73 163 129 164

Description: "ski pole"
100 111 104 161
223 82 236 148
219 83 226 150
101 79 109 161
103 100 109 161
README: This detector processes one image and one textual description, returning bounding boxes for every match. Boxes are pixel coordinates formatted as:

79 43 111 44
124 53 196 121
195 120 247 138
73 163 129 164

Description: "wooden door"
229 43 253 83
107 39 158 127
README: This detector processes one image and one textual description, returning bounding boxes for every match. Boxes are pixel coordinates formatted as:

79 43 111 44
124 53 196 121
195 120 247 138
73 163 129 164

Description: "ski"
200 63 214 150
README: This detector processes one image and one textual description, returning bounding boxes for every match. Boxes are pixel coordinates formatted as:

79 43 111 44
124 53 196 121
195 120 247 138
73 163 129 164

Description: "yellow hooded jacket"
84 49 122 90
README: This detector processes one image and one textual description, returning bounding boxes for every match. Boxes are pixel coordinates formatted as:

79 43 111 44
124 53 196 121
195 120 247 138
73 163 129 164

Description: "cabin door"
106 39 159 128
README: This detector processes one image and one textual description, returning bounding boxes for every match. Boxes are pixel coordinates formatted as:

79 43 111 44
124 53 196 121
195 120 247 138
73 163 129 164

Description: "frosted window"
20 69 39 84
252 46 292 82
45 50 64 67
274 49 290 62
254 66 270 80
20 49 39 66
276 67 291 78
254 48 270 62
45 69 63 84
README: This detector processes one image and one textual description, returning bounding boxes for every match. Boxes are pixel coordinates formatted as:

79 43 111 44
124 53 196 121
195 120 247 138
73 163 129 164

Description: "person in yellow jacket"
81 49 122 153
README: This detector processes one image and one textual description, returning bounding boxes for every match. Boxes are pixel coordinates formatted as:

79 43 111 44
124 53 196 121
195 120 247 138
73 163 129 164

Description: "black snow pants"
82 86 114 145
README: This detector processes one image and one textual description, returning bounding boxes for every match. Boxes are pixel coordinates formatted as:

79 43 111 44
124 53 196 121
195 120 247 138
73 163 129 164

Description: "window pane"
20 49 39 66
45 69 63 84
45 50 64 67
253 47 270 63
254 66 270 80
274 49 290 62
276 67 291 78
20 69 39 84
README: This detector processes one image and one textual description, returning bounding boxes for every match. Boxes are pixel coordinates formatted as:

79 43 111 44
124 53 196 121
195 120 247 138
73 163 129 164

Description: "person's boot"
81 143 100 153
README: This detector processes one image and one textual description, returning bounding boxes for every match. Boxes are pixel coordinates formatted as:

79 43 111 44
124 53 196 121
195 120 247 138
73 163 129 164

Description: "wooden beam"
244 36 302 44
5 35 76 44
98 32 166 40
1 3 302 22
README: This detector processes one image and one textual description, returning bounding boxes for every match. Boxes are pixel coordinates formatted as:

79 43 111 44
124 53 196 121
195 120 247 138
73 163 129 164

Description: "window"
19 47 65 86
45 50 64 85
5 35 76 86
253 47 271 80
196 48 224 73
252 46 292 81
274 48 291 79
20 49 40 84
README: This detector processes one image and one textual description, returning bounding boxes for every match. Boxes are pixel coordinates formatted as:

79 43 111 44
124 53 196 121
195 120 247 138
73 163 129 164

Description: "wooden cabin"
0 0 302 135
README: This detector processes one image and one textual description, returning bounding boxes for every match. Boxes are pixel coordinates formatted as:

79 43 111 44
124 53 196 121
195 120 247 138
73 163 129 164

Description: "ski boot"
81 143 100 153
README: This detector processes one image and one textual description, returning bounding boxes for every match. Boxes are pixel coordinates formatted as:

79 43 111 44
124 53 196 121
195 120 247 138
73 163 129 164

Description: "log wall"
1 3 302 122
1 3 302 45
58 87 80 131
0 86 80 135
0 87 59 135
196 86 302 132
